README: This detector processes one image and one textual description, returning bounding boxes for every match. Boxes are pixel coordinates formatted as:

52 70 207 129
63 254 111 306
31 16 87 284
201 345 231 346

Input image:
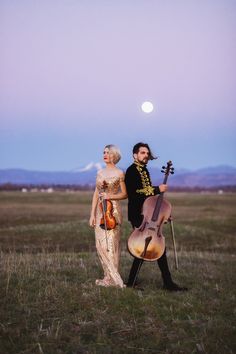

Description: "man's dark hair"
132 142 157 160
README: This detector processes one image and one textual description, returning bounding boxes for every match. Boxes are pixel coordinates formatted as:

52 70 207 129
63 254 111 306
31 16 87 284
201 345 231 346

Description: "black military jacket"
125 161 160 226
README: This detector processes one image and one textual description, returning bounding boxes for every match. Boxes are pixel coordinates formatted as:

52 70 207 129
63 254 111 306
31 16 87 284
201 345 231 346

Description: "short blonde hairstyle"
105 144 121 164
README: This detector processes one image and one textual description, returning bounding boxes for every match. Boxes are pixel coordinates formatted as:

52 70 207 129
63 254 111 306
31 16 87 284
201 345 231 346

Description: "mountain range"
0 164 236 188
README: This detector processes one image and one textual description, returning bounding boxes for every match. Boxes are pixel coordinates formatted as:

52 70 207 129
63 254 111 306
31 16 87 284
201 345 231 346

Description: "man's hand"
159 184 168 193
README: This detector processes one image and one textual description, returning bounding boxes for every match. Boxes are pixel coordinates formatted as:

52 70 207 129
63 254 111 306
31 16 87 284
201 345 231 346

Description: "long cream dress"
94 168 125 288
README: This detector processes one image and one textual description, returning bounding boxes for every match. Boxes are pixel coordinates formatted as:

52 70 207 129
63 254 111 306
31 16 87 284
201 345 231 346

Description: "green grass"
0 191 236 353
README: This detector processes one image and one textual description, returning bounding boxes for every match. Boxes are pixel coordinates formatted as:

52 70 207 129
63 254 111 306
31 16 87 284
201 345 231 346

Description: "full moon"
141 101 154 113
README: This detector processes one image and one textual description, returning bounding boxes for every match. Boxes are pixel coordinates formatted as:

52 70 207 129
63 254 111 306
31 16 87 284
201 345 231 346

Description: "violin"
127 161 174 261
99 181 117 231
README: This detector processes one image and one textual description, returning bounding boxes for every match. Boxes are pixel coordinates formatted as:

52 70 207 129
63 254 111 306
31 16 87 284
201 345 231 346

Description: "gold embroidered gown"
94 169 125 288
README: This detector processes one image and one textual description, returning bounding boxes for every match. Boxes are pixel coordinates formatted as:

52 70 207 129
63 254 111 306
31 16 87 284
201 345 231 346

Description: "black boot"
157 250 188 292
163 282 188 292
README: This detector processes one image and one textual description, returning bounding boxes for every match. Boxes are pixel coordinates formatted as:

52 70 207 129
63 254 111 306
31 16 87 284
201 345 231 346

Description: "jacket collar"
134 160 146 168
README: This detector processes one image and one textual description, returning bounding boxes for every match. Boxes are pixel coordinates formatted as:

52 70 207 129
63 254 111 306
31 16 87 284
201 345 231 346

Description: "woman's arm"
89 187 99 227
110 177 127 200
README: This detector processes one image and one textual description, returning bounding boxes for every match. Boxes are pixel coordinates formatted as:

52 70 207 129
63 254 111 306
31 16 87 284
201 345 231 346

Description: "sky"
0 0 236 172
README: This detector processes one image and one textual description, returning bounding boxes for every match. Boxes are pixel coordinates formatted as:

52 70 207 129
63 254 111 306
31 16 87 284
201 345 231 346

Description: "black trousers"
127 249 173 287
127 220 173 287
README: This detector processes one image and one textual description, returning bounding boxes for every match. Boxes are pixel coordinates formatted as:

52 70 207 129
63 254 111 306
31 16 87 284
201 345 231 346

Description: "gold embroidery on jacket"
136 185 155 196
135 164 155 196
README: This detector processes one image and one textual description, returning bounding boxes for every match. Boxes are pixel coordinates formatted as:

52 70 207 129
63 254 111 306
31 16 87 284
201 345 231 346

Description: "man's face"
134 147 150 164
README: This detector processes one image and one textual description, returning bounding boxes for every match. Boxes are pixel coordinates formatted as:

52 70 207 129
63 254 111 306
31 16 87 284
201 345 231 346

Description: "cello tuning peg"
170 171 174 174
161 169 165 173
162 166 165 169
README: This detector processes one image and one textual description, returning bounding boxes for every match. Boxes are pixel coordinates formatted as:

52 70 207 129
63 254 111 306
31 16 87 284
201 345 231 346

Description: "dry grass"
0 191 235 353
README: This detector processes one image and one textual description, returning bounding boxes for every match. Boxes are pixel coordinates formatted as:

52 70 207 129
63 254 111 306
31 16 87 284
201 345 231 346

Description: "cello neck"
150 160 173 222
151 193 164 222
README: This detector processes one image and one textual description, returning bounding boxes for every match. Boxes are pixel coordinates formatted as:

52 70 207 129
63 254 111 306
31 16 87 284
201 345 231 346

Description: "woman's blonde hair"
105 144 121 164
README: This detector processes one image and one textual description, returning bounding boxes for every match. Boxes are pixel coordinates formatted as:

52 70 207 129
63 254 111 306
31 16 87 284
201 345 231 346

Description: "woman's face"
103 148 114 164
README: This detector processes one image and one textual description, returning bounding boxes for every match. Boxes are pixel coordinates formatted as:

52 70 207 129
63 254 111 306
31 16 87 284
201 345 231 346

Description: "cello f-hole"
140 236 152 258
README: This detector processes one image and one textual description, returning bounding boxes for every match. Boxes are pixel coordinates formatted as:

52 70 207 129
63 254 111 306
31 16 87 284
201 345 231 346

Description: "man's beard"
140 158 148 164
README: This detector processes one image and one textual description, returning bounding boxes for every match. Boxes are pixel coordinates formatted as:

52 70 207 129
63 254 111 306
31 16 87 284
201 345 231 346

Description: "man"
125 142 187 291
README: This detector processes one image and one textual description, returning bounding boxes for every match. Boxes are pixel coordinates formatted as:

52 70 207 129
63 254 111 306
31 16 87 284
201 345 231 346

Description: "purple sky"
1 0 235 171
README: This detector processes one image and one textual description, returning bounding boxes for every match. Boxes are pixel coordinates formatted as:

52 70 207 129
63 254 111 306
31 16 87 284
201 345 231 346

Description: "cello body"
127 196 171 261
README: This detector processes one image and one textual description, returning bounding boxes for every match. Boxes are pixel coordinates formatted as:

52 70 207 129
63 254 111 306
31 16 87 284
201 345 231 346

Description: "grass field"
0 191 235 354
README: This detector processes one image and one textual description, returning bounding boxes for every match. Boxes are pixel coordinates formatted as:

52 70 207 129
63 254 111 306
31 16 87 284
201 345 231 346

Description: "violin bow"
100 181 109 252
169 216 178 269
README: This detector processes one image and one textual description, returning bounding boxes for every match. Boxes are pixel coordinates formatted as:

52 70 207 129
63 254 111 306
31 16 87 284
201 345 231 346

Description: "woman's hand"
89 215 96 228
99 192 111 200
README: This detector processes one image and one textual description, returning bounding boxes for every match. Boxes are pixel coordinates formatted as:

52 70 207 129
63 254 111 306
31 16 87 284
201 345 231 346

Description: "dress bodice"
96 169 123 194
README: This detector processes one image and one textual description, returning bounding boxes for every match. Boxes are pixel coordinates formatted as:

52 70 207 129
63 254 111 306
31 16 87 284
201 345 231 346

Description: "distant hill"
0 165 236 188
0 168 97 186
149 165 236 188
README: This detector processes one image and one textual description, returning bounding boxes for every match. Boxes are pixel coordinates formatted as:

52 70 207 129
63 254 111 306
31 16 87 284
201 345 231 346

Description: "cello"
127 161 174 261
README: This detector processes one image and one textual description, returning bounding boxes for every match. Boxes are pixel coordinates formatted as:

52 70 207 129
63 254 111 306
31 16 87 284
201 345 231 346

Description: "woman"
89 145 127 288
